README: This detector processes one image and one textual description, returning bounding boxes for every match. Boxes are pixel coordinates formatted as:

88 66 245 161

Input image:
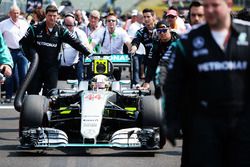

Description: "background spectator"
165 6 186 34
59 13 90 82
30 7 45 25
188 1 205 26
127 11 146 87
91 12 131 80
0 5 29 103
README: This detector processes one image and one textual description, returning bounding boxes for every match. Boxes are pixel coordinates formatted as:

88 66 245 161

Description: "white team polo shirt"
92 26 130 54
127 22 146 55
61 27 89 66
0 18 29 49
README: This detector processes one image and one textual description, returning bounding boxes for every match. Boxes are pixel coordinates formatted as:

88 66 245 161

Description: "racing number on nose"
85 94 101 100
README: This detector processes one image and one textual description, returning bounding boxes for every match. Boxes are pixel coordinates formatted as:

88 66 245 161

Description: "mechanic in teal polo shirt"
0 32 13 78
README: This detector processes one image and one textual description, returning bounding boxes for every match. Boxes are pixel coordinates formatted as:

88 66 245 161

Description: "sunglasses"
157 28 168 33
107 19 116 23
167 15 176 19
65 24 74 27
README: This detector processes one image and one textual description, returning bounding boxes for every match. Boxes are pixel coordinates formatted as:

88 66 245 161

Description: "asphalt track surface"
0 105 182 167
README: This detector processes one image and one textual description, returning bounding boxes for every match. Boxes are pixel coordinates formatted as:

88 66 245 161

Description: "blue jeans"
76 56 84 82
58 57 84 83
132 54 144 85
5 49 28 99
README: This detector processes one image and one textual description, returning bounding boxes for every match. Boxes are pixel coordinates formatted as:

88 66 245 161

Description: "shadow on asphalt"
0 145 18 150
5 147 161 157
158 150 182 156
0 128 18 133
0 117 19 121
1 145 182 157
8 151 156 157
0 137 18 141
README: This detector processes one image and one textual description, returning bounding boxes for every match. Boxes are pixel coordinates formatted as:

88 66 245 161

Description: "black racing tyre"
19 95 49 136
140 95 166 148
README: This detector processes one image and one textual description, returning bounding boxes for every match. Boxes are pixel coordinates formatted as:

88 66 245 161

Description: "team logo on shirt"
192 36 208 57
193 36 205 49
237 32 248 46
198 61 248 72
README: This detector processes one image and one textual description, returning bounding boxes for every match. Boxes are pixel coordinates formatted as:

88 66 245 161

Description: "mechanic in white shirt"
91 12 131 54
127 12 146 87
0 5 29 103
59 13 91 82
91 12 131 80
83 10 103 53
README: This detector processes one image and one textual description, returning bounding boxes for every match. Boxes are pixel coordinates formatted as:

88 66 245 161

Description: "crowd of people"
0 0 207 102
1 0 250 166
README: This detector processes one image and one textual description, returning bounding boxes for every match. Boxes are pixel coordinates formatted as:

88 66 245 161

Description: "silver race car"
16 54 166 150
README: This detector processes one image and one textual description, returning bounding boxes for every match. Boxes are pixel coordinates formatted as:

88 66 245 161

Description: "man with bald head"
59 13 90 82
0 5 29 103
164 0 250 166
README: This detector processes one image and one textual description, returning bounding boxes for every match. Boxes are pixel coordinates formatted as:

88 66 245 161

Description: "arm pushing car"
19 5 91 96
0 32 13 79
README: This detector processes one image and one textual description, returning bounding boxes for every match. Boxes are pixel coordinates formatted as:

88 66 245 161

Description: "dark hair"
107 12 117 17
156 20 170 28
33 7 45 21
189 1 203 11
142 8 155 16
187 1 203 22
168 6 178 12
237 8 250 21
45 5 58 14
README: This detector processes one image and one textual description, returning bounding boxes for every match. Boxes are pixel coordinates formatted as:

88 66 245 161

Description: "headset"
63 13 78 26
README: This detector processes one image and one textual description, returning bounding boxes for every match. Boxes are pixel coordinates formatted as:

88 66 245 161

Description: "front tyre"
140 95 166 149
19 95 49 137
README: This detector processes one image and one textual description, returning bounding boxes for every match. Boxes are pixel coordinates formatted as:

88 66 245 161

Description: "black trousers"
27 65 58 96
181 110 250 167
58 65 77 80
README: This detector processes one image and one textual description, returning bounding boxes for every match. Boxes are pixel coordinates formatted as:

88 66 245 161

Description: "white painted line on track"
0 106 15 109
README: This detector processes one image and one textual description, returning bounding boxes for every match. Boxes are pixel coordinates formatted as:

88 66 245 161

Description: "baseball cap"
131 9 138 16
90 10 100 19
156 20 170 29
166 9 178 17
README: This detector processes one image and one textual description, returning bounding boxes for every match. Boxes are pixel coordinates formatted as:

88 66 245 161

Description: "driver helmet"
91 74 110 90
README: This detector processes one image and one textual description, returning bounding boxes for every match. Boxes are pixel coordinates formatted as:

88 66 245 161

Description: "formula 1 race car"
16 54 166 150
